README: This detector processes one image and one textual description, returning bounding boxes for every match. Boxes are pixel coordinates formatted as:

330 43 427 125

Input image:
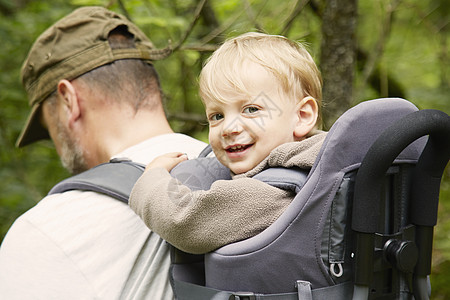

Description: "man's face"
41 98 89 175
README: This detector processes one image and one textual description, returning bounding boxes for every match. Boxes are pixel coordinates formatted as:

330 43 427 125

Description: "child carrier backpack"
48 98 450 300
168 98 450 300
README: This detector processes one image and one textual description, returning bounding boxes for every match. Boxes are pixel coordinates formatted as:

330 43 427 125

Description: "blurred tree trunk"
320 0 358 129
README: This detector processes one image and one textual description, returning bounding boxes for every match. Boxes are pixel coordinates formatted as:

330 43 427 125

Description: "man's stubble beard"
56 121 89 175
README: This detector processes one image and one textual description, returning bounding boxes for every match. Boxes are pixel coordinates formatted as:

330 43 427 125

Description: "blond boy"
130 32 326 254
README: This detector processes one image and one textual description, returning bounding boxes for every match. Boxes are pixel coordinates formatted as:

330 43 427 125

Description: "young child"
129 32 326 254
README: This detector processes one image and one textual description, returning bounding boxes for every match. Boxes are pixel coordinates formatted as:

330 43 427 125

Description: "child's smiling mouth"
226 144 253 153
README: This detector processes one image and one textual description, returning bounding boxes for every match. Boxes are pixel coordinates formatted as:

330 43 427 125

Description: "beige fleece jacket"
130 132 327 254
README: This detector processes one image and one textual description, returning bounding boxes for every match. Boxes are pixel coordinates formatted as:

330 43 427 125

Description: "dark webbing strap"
172 279 353 300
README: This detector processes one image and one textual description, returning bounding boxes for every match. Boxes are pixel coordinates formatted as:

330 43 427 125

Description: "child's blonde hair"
199 32 322 123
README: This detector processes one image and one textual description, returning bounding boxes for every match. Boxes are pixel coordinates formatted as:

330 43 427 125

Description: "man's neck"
83 107 174 168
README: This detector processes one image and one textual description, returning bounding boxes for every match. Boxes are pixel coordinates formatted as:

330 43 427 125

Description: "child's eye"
209 113 224 122
243 106 260 114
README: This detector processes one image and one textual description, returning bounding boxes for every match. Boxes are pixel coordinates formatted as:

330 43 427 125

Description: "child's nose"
222 118 243 137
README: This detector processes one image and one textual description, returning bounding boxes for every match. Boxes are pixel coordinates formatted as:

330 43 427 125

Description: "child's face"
205 62 300 174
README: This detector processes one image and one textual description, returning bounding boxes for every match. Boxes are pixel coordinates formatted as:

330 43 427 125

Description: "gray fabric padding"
171 157 231 190
48 159 145 203
253 167 308 193
203 98 426 294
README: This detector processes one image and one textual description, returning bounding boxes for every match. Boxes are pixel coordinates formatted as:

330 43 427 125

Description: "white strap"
296 280 312 300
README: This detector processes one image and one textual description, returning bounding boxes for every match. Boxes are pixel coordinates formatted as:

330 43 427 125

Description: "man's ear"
293 96 319 140
57 79 81 128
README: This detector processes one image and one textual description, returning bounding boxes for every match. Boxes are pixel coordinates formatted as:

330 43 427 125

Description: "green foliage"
0 0 73 242
431 168 450 299
0 0 448 296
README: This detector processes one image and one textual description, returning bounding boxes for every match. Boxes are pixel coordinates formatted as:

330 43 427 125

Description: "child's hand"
145 152 188 173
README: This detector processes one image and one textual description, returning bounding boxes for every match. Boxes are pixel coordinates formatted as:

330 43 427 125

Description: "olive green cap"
17 6 170 147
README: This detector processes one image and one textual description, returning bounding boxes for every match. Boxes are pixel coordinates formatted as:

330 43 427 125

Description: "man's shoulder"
6 191 147 245
147 133 207 151
0 191 161 299
116 133 207 164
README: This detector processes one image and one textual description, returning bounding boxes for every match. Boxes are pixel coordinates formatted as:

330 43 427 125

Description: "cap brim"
16 102 50 148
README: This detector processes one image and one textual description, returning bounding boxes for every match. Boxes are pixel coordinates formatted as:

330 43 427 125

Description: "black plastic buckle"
229 292 256 300
109 157 132 163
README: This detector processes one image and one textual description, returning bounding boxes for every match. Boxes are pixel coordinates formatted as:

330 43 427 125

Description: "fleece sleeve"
129 168 292 254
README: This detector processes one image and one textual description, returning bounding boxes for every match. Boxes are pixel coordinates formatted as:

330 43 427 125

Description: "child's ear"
293 96 319 140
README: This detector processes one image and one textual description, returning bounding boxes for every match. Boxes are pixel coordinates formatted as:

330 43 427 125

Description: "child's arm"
129 167 292 254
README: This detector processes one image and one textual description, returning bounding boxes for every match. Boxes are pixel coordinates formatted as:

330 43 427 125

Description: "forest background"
0 0 448 297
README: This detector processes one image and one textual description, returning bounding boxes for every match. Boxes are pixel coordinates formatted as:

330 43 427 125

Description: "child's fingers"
162 152 186 158
161 152 188 163
176 153 188 162
162 154 188 172
145 152 188 172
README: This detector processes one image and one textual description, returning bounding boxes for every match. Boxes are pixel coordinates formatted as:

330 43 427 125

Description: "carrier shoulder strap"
195 145 310 191
170 155 309 193
47 154 308 202
48 158 145 203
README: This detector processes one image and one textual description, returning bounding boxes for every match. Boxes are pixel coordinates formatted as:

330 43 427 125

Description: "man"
0 6 206 299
